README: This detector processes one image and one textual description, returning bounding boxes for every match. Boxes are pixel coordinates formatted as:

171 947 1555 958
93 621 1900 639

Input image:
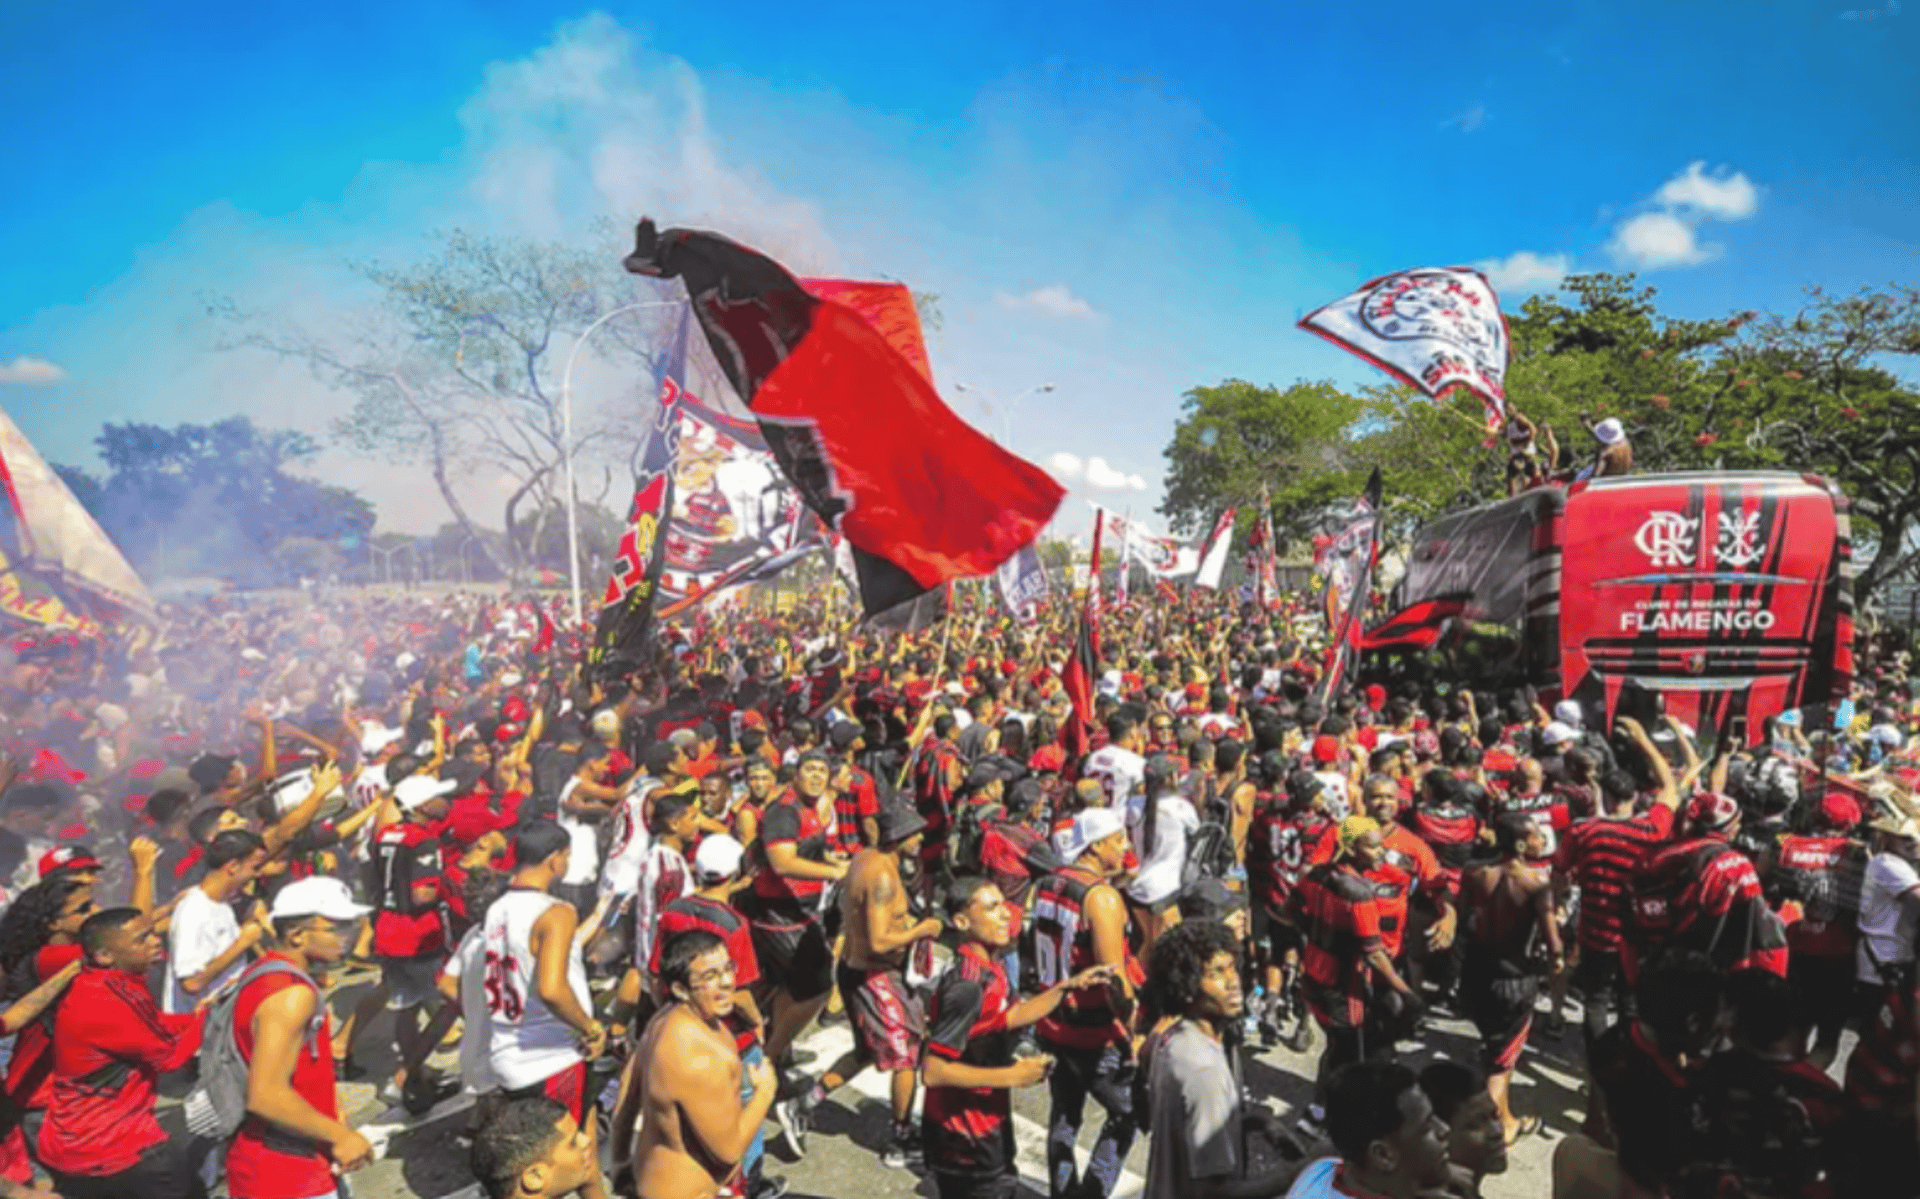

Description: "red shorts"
508 1059 588 1127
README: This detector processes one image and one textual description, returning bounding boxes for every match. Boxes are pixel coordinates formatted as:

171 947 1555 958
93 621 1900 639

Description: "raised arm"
1616 717 1678 811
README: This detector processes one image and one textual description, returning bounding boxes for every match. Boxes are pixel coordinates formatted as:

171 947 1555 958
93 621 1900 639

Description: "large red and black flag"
1315 467 1383 703
623 219 1064 618
587 306 687 679
1360 594 1468 652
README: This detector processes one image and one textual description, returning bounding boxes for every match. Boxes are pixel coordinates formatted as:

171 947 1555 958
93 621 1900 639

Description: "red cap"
38 846 101 878
1029 745 1066 773
1686 791 1741 832
1312 734 1341 764
1818 792 1863 830
739 710 768 730
1365 684 1387 711
1356 726 1379 751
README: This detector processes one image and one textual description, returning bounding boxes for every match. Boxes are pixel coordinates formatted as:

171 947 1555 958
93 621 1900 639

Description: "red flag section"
1359 595 1469 652
624 220 1064 617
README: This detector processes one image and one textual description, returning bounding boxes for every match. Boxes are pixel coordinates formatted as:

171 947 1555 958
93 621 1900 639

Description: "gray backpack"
183 957 325 1138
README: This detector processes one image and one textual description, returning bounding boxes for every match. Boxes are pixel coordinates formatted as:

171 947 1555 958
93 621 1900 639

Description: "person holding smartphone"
923 876 1115 1199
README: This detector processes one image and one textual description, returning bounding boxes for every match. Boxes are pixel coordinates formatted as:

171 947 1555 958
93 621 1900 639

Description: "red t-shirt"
227 955 338 1199
39 967 203 1176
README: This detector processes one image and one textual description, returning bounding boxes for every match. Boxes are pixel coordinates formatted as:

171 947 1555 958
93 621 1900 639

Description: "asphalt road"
256 973 1605 1199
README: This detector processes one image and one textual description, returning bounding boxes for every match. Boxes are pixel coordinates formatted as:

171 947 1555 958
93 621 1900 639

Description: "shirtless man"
629 930 778 1199
781 801 942 1167
1459 812 1563 1144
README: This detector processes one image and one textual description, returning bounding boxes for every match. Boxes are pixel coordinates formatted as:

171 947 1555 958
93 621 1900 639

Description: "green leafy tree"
1159 380 1365 537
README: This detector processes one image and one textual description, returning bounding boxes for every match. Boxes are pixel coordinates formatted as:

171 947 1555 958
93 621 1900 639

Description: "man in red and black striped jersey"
827 722 881 854
1246 768 1333 1050
923 876 1116 1199
1557 715 1681 1050
747 752 849 1066
1287 815 1422 1134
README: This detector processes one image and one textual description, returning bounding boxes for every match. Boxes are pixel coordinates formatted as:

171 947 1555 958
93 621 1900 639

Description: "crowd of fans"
0 586 1914 1199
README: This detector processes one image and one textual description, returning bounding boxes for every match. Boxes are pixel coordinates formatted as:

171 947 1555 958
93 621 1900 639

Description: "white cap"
395 652 417 672
500 671 524 688
1552 700 1584 729
1056 808 1126 862
1594 418 1626 445
359 721 404 757
269 877 371 923
693 834 747 882
591 709 621 737
394 774 458 811
1541 721 1578 748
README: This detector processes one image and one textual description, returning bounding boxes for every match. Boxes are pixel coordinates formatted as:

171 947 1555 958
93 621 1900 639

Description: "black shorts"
1462 957 1538 1073
750 919 834 1001
932 1170 1018 1199
1251 906 1302 961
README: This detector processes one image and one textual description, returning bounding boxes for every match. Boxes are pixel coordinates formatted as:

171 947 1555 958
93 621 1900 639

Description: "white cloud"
1441 102 1488 133
1605 161 1759 273
1047 451 1143 490
1609 211 1719 269
995 284 1098 320
1477 251 1569 294
1654 161 1760 221
0 356 64 384
1084 456 1146 490
1047 451 1084 480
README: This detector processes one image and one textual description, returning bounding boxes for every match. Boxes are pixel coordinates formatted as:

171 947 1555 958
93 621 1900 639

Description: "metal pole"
559 299 682 630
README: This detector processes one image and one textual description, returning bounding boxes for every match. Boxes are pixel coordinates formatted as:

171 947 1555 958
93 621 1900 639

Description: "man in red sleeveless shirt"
230 877 376 1199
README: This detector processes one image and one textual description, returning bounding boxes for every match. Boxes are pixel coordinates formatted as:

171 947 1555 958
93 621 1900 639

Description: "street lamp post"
559 300 683 630
953 382 1057 446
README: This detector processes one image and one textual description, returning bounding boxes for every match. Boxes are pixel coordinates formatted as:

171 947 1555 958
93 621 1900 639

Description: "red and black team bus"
1385 472 1854 744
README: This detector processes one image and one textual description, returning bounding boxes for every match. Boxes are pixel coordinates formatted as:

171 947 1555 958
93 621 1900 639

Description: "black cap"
828 722 862 749
1177 877 1249 922
876 800 928 847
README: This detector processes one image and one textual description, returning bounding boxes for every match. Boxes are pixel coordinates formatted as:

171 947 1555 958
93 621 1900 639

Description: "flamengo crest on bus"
1632 510 1767 571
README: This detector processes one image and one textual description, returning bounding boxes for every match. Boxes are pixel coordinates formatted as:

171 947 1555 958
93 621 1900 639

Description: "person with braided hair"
0 873 95 1183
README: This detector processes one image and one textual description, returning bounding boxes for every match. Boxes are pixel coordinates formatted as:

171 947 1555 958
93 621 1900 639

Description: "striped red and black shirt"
1288 862 1384 1028
1558 805 1676 954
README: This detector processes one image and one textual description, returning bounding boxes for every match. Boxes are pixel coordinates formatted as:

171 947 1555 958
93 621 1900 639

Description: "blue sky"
2 0 1916 536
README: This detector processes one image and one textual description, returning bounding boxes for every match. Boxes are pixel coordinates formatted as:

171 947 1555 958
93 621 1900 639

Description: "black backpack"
1180 822 1238 892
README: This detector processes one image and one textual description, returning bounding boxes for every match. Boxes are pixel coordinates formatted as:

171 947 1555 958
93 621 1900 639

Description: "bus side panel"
1557 476 1841 744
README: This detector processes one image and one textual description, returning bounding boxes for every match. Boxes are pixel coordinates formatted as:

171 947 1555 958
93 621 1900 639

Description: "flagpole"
560 299 681 630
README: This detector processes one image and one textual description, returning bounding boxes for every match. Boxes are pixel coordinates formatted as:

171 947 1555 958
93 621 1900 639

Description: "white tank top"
482 888 592 1090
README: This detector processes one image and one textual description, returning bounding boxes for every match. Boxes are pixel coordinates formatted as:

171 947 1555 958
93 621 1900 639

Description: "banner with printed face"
658 392 824 603
1299 267 1510 427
